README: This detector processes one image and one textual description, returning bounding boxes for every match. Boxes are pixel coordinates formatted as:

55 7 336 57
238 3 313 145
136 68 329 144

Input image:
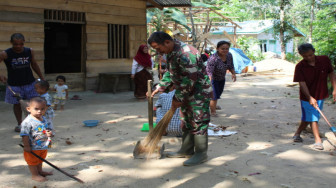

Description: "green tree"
312 2 336 65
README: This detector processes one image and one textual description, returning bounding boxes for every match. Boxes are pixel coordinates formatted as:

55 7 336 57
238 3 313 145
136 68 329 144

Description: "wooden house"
0 0 191 91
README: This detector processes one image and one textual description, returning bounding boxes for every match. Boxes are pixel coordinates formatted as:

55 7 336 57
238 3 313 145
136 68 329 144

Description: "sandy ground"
1 71 336 188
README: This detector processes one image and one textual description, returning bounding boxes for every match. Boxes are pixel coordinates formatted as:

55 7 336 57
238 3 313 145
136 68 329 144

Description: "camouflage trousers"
180 97 210 135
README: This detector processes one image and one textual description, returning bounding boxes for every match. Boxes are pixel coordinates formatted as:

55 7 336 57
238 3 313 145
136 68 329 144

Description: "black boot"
166 132 194 158
183 135 208 166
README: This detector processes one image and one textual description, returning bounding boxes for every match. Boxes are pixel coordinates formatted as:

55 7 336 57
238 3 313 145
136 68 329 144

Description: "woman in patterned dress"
206 41 236 117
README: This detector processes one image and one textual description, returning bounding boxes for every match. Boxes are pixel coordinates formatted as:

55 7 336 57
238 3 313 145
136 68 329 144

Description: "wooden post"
233 26 237 48
189 7 197 47
147 80 153 130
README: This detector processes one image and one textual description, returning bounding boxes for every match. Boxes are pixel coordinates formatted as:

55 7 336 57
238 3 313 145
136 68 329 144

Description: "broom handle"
19 144 84 183
316 107 333 128
7 85 16 95
148 80 153 131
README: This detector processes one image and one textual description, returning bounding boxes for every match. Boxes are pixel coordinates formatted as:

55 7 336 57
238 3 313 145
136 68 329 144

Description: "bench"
97 72 134 93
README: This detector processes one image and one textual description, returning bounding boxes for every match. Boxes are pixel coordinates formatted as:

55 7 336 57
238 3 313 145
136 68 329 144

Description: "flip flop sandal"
293 135 303 142
70 95 82 100
216 106 222 110
211 113 218 117
14 125 21 132
312 143 324 150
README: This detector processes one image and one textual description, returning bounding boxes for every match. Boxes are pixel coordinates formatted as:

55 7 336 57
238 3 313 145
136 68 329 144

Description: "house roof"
147 0 192 8
211 20 306 37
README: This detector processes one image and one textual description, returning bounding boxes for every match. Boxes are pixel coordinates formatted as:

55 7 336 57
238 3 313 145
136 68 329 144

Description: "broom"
134 107 176 158
133 81 177 158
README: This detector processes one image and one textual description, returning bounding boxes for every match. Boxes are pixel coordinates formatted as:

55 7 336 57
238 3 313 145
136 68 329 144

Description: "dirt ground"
0 71 336 188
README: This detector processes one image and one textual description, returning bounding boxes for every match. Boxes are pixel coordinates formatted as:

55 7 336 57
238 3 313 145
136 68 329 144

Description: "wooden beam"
147 0 163 10
209 8 242 29
222 30 239 48
0 11 43 24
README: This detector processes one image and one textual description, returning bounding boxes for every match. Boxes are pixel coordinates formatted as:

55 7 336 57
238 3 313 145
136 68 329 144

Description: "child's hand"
46 130 53 137
23 145 31 152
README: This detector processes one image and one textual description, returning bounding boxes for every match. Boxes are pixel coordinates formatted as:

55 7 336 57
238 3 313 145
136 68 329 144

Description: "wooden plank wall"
0 0 148 90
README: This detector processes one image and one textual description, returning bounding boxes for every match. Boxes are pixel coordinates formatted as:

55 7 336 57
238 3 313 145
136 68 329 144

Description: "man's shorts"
301 100 324 122
23 150 47 166
53 98 66 105
5 82 38 104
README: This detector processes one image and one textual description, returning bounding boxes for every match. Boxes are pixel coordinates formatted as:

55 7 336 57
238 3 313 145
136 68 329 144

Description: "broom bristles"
140 107 176 157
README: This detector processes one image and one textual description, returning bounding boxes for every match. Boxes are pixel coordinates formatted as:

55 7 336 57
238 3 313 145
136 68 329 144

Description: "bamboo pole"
147 80 153 130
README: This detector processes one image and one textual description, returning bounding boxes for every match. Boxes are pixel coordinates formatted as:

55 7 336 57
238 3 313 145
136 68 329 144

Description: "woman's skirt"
134 68 153 99
211 79 225 100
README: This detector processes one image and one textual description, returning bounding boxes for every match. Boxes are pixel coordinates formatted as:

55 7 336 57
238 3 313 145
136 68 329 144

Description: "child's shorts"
54 98 66 105
300 100 324 122
24 150 47 166
5 82 38 104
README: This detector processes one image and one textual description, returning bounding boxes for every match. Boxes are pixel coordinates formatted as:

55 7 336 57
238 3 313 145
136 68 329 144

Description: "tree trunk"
309 0 315 43
279 0 286 60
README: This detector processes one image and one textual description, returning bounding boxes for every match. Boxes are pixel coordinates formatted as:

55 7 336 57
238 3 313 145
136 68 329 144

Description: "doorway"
44 22 82 73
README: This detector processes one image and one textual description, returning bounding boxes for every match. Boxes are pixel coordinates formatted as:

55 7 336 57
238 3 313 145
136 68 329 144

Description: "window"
259 40 267 52
44 9 85 24
108 24 129 59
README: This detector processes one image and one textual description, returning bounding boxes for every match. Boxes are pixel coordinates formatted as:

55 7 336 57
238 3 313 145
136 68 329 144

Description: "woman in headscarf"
131 44 154 99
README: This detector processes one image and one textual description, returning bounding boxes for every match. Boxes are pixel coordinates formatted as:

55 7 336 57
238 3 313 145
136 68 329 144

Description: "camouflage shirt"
158 41 212 102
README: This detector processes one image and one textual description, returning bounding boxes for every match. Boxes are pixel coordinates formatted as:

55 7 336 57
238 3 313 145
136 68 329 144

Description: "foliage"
147 8 190 32
237 36 265 62
272 20 296 44
286 52 301 63
312 2 336 66
164 8 191 31
190 1 336 64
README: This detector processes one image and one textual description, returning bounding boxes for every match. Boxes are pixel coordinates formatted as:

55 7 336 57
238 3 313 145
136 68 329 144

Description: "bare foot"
32 175 47 182
39 170 53 177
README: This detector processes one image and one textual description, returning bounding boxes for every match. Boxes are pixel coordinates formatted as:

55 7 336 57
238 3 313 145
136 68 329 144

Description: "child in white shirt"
53 75 68 111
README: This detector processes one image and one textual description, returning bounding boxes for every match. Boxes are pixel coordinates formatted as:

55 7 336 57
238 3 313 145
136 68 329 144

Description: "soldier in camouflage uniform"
148 32 212 166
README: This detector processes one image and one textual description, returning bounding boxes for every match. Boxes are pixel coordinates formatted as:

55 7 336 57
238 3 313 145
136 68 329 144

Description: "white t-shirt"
131 59 154 75
54 84 68 99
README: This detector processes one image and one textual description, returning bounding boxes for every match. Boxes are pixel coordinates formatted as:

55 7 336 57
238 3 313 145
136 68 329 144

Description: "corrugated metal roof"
147 0 191 8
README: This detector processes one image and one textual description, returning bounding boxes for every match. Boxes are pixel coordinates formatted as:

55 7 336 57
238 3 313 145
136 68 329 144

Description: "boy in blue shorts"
293 43 336 150
0 33 44 132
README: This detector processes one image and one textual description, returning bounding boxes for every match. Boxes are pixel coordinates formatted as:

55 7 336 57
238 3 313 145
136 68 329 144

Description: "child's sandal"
293 135 303 142
312 143 324 150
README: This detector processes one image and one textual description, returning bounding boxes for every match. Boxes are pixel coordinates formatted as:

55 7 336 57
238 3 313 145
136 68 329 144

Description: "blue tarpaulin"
229 48 253 74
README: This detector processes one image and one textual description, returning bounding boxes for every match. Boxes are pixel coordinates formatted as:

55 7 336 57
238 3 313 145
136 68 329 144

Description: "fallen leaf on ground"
65 140 72 145
102 128 109 132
